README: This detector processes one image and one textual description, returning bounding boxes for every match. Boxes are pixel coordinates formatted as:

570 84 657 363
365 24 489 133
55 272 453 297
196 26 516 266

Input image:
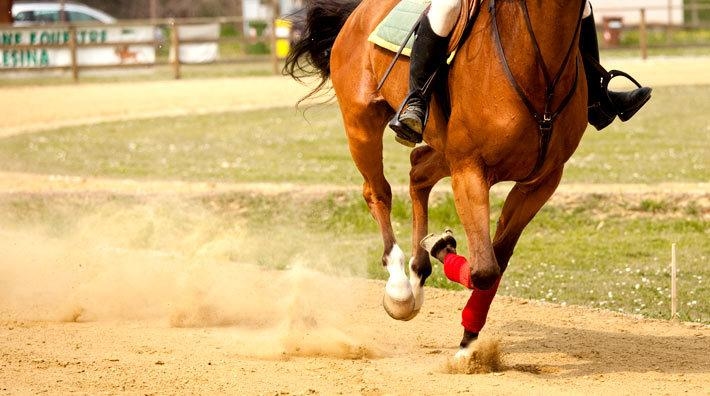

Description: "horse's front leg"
449 164 500 290
493 167 564 271
408 145 451 316
363 179 416 321
339 98 416 320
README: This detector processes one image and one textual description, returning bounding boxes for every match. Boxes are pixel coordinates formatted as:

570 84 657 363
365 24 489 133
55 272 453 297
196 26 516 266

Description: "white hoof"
389 259 423 321
382 291 416 321
454 347 473 361
383 245 415 320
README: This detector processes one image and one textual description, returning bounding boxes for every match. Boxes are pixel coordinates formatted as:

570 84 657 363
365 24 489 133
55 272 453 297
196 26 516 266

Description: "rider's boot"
389 15 450 146
581 11 652 131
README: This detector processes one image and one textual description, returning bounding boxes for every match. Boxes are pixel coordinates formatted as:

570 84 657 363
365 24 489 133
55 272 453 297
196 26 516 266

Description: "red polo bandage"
443 253 502 333
443 253 473 288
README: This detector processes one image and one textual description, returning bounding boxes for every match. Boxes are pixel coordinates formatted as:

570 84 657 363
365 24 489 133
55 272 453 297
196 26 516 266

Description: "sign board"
0 25 156 69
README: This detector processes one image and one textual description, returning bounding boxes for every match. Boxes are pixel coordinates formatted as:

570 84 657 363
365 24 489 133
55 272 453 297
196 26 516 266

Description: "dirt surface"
0 76 315 137
1 62 709 395
1 270 708 395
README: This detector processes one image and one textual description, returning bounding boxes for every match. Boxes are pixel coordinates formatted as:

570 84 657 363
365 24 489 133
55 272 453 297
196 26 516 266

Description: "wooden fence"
0 16 286 81
2 4 710 81
595 4 710 59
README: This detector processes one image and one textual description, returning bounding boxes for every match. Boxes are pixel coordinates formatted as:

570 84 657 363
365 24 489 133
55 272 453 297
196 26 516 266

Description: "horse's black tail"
282 0 361 102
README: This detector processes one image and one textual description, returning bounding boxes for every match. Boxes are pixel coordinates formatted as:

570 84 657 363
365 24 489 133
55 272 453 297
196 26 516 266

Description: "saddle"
368 0 480 59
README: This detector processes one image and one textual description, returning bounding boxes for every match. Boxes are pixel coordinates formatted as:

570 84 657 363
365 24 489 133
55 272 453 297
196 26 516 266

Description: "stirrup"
388 68 437 147
583 54 650 127
602 70 651 124
601 69 645 102
389 91 427 147
389 117 422 147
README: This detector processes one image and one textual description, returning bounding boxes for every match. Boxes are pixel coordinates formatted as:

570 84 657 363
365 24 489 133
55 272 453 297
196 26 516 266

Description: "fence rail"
1 15 286 80
2 4 710 81
594 4 710 59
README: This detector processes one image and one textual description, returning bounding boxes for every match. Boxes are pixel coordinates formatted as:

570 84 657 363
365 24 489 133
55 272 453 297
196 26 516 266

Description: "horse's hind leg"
408 145 450 311
492 167 564 272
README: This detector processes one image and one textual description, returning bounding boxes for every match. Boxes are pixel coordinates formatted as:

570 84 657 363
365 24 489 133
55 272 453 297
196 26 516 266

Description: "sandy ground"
1 58 709 395
0 76 315 137
1 270 708 395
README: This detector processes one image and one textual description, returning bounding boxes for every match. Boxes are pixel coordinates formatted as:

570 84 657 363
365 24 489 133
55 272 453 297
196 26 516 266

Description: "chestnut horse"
285 0 588 322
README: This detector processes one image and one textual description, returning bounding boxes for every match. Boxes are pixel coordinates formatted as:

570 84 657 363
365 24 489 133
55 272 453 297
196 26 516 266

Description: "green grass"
0 84 707 323
0 85 707 184
564 86 709 183
0 192 706 323
500 198 708 323
619 27 710 47
684 0 710 22
0 105 402 185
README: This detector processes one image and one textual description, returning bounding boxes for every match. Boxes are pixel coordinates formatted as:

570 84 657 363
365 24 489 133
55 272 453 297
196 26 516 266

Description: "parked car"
12 1 116 25
11 2 165 43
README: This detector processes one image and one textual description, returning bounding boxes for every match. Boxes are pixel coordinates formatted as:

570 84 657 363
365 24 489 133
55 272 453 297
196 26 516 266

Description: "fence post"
639 8 648 60
68 25 79 82
170 19 181 79
691 0 700 27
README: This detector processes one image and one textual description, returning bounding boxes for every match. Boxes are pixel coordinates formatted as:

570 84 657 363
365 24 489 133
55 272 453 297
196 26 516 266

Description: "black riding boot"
389 15 450 146
581 11 652 131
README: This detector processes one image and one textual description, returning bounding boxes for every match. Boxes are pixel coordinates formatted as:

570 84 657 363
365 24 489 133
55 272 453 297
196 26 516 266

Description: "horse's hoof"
454 347 473 361
402 308 421 321
382 293 416 321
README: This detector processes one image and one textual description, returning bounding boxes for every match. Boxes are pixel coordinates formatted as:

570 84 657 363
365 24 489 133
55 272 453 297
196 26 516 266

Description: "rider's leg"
581 5 652 130
389 0 460 145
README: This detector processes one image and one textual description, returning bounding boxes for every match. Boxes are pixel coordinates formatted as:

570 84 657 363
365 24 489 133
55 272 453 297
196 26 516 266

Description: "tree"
0 0 13 24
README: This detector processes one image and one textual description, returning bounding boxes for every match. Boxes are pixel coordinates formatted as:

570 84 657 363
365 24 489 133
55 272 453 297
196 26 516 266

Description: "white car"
12 2 117 25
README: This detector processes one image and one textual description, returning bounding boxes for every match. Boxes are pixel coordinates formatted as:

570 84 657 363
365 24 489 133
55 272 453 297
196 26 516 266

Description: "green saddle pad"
368 0 430 57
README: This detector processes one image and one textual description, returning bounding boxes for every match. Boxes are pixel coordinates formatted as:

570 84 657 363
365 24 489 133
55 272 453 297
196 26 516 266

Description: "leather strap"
489 0 587 180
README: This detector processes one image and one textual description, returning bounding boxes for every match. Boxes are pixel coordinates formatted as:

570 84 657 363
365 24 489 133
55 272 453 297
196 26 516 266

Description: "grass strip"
1 191 706 323
0 85 707 184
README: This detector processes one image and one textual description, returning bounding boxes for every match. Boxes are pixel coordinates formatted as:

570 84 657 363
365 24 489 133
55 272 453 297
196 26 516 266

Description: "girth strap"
489 0 587 180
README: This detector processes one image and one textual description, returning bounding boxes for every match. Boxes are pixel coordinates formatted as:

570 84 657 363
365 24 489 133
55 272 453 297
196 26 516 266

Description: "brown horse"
285 0 588 325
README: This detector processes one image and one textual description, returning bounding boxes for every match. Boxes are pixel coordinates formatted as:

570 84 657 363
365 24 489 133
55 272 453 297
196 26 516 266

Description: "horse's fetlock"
471 267 500 291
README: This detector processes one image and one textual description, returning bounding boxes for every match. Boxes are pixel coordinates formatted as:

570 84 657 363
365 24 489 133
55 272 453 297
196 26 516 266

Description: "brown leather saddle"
447 0 479 55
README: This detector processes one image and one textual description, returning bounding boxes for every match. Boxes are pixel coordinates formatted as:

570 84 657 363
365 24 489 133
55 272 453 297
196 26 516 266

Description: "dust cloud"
441 338 503 374
0 198 378 360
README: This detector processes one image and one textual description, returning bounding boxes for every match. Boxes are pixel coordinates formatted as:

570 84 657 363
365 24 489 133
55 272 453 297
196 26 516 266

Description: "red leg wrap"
442 253 473 289
443 253 502 333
